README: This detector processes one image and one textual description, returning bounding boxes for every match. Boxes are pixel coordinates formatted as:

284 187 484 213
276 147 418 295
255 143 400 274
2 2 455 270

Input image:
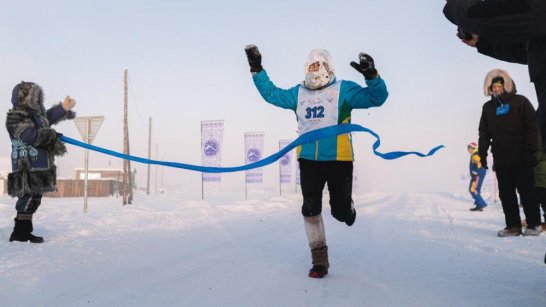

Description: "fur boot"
9 214 44 243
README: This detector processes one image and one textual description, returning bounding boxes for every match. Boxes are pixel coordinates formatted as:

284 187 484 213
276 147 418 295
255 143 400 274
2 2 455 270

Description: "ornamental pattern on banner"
245 132 264 184
279 139 293 184
201 120 224 182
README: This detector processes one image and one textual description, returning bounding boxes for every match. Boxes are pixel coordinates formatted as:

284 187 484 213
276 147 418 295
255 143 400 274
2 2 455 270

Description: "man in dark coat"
479 69 542 237
5 81 76 243
444 0 546 150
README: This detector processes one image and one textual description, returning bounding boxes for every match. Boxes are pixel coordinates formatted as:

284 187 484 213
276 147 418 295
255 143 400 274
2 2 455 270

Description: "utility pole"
147 117 152 195
123 68 133 205
155 143 158 194
74 116 104 212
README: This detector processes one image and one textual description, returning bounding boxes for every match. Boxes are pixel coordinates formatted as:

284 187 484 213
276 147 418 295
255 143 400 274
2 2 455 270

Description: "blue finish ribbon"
59 124 444 173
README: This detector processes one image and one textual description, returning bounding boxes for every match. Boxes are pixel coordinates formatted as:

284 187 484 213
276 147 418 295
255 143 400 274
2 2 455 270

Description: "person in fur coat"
478 69 542 237
6 81 76 243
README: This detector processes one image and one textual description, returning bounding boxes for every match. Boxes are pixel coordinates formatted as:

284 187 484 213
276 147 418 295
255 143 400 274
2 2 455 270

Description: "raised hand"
62 96 76 111
244 44 263 73
350 53 378 80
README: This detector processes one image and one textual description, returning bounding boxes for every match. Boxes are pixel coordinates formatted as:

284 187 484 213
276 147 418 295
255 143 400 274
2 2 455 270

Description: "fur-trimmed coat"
6 82 75 197
478 69 539 169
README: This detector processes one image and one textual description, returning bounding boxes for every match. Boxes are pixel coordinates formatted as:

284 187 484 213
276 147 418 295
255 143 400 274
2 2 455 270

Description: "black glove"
350 53 378 80
244 44 263 73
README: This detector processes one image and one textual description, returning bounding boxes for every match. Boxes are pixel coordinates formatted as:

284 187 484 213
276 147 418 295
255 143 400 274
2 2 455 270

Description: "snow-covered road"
1 191 545 306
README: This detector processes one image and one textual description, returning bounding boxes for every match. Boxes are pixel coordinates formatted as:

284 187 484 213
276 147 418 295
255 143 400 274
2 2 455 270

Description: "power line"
127 73 147 125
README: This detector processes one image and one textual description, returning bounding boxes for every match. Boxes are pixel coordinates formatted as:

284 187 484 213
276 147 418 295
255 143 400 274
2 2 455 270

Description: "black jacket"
444 0 546 82
444 0 546 43
478 71 538 169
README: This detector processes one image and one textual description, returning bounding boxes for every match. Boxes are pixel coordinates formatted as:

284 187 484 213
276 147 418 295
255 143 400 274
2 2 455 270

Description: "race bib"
297 81 341 135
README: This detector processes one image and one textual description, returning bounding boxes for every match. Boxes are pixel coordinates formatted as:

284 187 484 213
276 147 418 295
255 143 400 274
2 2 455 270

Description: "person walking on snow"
244 45 388 278
467 142 488 211
6 81 76 243
478 69 542 237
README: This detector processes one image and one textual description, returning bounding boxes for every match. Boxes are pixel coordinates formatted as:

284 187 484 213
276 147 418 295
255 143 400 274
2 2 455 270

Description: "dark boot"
345 209 356 226
9 214 44 243
309 246 329 278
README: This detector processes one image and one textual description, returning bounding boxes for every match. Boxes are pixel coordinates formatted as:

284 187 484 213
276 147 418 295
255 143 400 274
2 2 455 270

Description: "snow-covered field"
1 189 545 307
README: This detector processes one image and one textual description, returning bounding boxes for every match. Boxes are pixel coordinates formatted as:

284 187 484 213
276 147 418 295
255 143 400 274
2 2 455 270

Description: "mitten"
350 53 378 80
244 44 263 73
62 96 77 111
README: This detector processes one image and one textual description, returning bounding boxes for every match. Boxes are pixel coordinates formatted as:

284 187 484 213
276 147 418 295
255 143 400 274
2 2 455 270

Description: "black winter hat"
490 76 504 88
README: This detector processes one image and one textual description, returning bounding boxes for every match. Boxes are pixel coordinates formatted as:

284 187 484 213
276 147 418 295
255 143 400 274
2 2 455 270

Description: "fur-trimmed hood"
483 69 516 96
11 82 47 115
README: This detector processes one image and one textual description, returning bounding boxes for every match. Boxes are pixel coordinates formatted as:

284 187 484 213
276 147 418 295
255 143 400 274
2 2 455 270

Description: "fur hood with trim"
11 82 47 115
483 69 516 96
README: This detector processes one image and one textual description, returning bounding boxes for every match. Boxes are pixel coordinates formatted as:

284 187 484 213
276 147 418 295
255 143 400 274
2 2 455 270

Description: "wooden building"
45 169 126 198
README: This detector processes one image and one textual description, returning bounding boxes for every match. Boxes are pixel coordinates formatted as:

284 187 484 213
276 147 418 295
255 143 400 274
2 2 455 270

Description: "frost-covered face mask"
303 49 335 90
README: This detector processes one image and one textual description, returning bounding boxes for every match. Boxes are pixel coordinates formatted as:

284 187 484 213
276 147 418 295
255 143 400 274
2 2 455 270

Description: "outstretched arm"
47 96 76 125
347 52 388 109
245 45 298 110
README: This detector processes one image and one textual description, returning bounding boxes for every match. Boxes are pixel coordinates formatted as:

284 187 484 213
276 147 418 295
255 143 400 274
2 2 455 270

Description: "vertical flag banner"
201 120 224 182
245 132 265 184
279 139 293 184
296 166 301 185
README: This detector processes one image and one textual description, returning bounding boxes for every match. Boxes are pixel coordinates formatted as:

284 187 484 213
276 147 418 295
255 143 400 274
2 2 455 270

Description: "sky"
0 0 538 194
2 191 546 306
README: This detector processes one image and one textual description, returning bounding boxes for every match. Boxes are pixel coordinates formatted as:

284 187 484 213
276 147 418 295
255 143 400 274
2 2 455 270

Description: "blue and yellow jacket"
253 70 388 161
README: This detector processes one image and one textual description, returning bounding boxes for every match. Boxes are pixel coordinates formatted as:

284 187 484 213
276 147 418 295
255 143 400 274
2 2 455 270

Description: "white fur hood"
483 69 515 96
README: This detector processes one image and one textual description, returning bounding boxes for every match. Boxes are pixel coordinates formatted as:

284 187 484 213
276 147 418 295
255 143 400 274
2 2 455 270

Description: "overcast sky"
0 0 537 194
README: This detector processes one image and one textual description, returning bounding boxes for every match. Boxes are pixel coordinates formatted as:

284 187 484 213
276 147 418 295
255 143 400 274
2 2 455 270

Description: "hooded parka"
5 82 75 197
478 69 539 169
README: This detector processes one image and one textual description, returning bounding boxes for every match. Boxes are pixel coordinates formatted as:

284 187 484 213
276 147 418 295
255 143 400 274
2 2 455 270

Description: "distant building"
45 169 126 198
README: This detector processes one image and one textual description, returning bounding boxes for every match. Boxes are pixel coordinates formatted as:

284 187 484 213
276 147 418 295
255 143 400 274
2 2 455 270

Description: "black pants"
496 167 541 228
299 159 353 223
534 75 546 152
536 187 546 224
15 193 43 214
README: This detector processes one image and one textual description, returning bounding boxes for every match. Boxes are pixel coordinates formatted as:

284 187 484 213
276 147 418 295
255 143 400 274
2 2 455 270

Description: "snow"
1 189 546 307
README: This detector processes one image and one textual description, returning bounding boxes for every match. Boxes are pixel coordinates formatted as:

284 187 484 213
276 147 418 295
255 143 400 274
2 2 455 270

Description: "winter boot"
9 214 44 243
523 226 543 236
309 246 329 278
304 215 329 278
497 227 522 237
346 208 356 226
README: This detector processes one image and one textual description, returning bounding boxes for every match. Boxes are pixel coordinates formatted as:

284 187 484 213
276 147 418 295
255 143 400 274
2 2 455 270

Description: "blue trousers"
469 173 487 208
15 193 43 214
